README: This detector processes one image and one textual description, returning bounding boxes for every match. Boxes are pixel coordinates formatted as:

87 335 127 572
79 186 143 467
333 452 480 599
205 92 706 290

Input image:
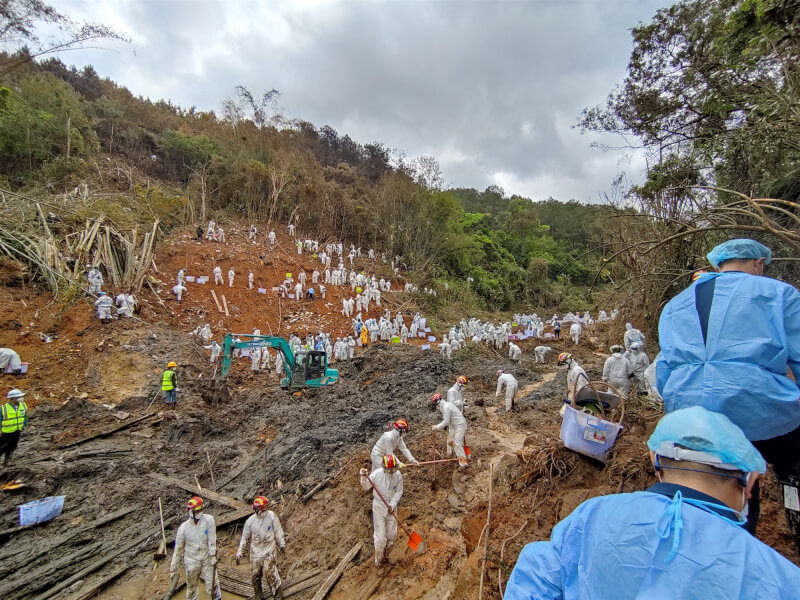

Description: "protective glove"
388 505 395 514
210 556 217 567
175 387 181 392
411 459 420 465
431 425 437 431
360 468 368 477
235 552 242 565
279 545 286 555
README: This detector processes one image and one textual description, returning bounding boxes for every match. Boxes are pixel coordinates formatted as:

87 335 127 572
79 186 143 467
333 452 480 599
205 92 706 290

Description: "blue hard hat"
647 406 766 474
706 238 772 268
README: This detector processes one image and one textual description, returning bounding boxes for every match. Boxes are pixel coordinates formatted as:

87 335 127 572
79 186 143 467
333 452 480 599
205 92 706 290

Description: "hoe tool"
366 475 425 553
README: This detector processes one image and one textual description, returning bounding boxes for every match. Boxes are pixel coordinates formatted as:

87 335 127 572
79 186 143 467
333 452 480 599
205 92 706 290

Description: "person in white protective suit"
170 496 222 600
0 348 22 374
199 324 212 344
288 223 295 237
432 393 469 467
236 496 286 600
569 321 582 345
534 345 552 363
228 268 235 288
370 419 419 471
625 342 650 394
268 230 276 246
447 375 468 411
177 269 185 286
400 323 408 343
248 271 254 290
250 346 262 374
557 353 589 402
439 339 451 358
603 345 634 397
94 292 113 323
496 370 519 411
623 322 645 350
213 266 223 286
216 226 225 242
248 224 257 241
508 342 522 361
115 292 133 318
360 454 404 565
204 341 221 364
173 283 187 303
87 267 99 294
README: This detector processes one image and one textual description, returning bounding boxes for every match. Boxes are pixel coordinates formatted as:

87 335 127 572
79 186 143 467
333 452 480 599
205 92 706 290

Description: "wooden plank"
216 451 257 490
311 542 362 600
30 520 170 600
0 541 104 597
210 289 224 313
222 294 230 316
355 572 382 600
0 506 136 576
215 506 252 527
66 563 130 600
218 567 326 599
57 412 159 449
148 473 249 510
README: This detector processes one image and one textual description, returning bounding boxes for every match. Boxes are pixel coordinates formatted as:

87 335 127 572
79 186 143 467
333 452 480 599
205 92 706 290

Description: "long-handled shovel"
401 458 460 468
154 497 167 562
366 475 425 553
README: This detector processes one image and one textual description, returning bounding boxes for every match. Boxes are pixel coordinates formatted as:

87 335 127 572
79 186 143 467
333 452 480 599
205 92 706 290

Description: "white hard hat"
7 389 26 399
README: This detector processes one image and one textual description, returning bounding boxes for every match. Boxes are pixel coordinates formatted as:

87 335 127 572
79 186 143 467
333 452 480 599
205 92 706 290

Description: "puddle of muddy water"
98 562 249 600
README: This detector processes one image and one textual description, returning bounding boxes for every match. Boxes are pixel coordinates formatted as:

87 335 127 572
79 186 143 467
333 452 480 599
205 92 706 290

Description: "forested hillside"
0 49 607 310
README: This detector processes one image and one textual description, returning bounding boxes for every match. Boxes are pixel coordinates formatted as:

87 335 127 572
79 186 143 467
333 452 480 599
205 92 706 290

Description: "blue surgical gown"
504 488 800 599
656 271 800 440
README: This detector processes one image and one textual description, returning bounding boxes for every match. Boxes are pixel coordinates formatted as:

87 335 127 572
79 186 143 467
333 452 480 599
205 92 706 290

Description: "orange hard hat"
187 496 204 511
457 375 468 385
253 496 269 511
383 454 398 471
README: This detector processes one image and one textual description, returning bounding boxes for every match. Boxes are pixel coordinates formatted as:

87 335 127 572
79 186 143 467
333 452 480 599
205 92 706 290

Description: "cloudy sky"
42 0 666 202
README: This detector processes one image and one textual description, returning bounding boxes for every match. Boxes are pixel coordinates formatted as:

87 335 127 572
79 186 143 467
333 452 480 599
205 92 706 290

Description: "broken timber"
222 294 230 316
57 412 159 448
210 289 224 313
148 472 249 510
311 542 362 600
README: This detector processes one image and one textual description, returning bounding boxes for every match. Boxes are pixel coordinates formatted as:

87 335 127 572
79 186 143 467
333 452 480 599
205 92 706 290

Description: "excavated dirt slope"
0 224 795 600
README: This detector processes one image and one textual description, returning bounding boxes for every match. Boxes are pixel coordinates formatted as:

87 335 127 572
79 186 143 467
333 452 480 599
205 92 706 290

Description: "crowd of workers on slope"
507 238 800 599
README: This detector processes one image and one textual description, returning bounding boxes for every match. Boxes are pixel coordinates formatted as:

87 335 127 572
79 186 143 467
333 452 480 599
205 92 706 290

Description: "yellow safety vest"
161 369 176 391
1 402 27 433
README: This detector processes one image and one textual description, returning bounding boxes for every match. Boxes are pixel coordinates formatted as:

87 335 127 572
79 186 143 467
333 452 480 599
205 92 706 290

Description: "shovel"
154 497 167 562
400 459 460 468
366 475 425 553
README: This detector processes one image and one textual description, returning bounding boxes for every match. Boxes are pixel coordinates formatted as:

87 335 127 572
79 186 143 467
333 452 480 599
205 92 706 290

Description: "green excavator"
219 333 339 389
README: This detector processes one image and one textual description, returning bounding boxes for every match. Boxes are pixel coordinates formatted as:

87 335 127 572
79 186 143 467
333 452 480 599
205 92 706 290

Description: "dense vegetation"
0 43 607 310
580 0 800 313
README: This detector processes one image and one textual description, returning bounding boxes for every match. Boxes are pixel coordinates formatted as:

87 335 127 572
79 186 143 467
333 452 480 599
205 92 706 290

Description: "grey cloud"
49 0 666 200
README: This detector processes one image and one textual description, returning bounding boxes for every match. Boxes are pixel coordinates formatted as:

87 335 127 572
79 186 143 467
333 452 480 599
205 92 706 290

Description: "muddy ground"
0 224 796 600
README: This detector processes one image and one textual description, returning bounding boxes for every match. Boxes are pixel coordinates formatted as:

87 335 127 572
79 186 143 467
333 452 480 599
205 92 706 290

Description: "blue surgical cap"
647 406 766 474
706 239 772 268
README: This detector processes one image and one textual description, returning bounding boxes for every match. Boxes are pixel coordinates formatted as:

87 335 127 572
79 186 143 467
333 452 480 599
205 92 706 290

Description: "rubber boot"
274 584 284 600
252 574 264 600
374 548 384 566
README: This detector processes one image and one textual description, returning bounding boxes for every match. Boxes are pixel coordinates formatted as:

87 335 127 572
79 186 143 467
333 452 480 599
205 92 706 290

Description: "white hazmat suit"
603 350 634 396
170 513 221 600
237 510 285 600
370 429 418 471
433 400 468 464
360 467 403 565
496 372 519 411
